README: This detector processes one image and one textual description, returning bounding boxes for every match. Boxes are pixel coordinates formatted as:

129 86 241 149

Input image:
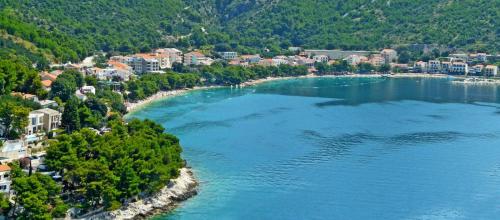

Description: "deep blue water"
127 77 500 220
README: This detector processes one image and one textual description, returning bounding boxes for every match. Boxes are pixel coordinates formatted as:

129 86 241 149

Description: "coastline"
125 73 454 115
82 167 198 220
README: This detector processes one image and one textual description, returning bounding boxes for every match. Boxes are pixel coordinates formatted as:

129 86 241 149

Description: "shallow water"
127 77 500 220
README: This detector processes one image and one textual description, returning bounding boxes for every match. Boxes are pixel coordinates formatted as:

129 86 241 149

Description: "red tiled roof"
41 80 53 87
0 165 11 172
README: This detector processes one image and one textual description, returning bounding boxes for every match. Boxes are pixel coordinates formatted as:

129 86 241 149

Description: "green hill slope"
0 0 497 64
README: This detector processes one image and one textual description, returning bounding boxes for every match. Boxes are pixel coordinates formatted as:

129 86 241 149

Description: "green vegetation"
44 119 184 212
126 64 308 102
10 164 68 220
0 95 40 139
0 0 497 64
0 53 45 97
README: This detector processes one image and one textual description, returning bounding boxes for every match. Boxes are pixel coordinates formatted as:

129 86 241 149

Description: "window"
0 185 6 190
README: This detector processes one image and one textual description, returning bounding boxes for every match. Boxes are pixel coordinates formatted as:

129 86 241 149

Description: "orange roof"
41 80 53 87
186 51 205 57
41 72 58 81
134 53 157 59
0 165 11 172
108 61 131 70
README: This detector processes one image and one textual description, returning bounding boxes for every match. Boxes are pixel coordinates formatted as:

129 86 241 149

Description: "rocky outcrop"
81 168 198 220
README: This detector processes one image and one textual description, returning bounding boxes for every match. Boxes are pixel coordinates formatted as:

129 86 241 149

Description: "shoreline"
125 73 456 115
82 167 198 220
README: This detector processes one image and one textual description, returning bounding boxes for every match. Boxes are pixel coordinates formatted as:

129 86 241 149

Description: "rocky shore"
81 168 198 220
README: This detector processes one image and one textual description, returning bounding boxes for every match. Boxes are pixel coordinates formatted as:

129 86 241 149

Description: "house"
240 55 262 64
155 48 183 64
344 55 363 66
40 72 58 82
441 61 451 73
381 49 398 64
41 80 52 90
0 140 27 161
450 53 468 62
0 165 11 193
469 53 488 63
184 51 213 66
304 50 373 60
32 108 62 132
468 65 484 76
26 111 44 135
427 60 441 73
313 55 329 63
484 65 498 77
218 52 238 60
413 61 428 73
450 62 468 75
129 54 160 73
65 63 85 74
369 55 385 67
81 86 96 95
11 92 38 102
296 57 315 67
37 100 58 109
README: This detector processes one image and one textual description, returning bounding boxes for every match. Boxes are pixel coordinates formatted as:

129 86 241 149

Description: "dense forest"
0 0 497 64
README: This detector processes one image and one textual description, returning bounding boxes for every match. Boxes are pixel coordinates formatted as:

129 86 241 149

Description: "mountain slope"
0 0 497 64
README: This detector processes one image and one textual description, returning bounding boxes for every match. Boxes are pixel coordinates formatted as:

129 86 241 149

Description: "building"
26 111 44 135
32 108 62 132
369 55 385 67
484 65 498 77
313 55 329 63
469 53 488 63
381 49 398 64
449 62 468 75
0 165 11 193
344 55 361 66
80 86 96 95
218 52 238 60
240 55 262 64
468 65 484 76
428 60 441 73
11 92 38 102
128 54 160 74
441 61 451 73
0 140 27 161
413 61 428 73
184 51 213 66
304 50 373 60
155 48 183 64
37 100 58 109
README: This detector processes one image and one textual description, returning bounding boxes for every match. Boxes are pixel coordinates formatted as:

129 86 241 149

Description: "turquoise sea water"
127 77 500 220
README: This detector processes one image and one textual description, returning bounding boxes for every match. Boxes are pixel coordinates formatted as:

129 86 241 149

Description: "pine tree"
62 96 80 133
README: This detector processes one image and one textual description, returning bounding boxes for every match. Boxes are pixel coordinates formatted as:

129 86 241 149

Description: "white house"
313 55 329 63
26 111 44 135
427 60 441 73
218 52 238 60
0 165 11 193
450 62 468 75
81 86 96 95
0 140 27 160
484 65 498 77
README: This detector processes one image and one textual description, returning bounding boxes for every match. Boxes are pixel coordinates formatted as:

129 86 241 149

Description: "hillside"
0 0 498 65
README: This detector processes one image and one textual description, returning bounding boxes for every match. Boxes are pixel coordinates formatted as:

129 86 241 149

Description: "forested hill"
0 0 498 64
203 0 499 52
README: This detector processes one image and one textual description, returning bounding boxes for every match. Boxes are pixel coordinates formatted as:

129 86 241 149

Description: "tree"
61 96 80 133
0 95 31 139
50 75 77 102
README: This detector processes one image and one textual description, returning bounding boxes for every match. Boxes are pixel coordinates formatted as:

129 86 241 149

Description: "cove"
127 77 500 220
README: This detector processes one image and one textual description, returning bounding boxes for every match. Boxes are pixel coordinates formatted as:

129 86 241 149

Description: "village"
0 46 499 197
